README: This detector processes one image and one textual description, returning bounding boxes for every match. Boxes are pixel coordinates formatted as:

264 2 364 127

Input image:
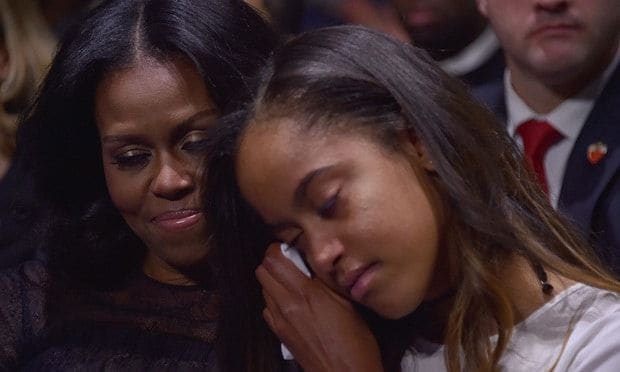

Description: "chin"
369 298 420 320
530 47 591 74
174 247 212 266
156 241 212 266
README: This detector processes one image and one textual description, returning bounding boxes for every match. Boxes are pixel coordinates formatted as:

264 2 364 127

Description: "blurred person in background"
39 0 101 37
0 0 56 268
322 0 504 101
477 0 620 273
391 0 504 100
339 0 410 42
0 0 55 179
245 0 305 36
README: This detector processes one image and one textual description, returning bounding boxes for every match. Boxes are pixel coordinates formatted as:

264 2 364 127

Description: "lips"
151 209 203 232
405 8 439 28
340 262 380 302
529 21 581 38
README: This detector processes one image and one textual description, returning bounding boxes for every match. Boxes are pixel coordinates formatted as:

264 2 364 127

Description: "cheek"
385 174 441 262
103 168 143 216
588 7 620 38
487 5 522 39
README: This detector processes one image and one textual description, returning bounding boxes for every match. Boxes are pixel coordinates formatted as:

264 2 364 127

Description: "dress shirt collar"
440 27 500 77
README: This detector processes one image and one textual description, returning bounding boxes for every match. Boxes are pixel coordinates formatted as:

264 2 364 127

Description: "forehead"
235 117 395 220
96 57 208 110
94 57 214 133
236 118 324 186
392 0 470 9
238 116 377 167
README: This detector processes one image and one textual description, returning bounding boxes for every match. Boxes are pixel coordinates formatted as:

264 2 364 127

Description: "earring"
533 262 554 295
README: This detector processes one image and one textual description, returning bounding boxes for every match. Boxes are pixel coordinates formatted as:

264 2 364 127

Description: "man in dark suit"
391 0 504 100
477 0 620 271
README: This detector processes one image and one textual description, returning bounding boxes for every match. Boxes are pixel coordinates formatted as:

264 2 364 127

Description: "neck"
413 255 575 343
508 45 618 114
502 255 575 322
143 253 196 286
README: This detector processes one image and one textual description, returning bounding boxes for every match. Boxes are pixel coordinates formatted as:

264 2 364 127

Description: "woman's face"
95 57 216 283
236 118 448 319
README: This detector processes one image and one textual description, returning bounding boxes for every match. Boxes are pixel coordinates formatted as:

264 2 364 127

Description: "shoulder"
0 260 49 369
0 160 45 269
0 259 49 290
0 259 49 327
554 284 620 371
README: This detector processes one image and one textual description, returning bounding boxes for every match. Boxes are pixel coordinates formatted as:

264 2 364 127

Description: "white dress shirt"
440 27 500 77
505 46 620 208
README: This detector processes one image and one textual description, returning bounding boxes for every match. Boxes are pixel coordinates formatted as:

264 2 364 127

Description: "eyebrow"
100 108 218 145
169 108 218 143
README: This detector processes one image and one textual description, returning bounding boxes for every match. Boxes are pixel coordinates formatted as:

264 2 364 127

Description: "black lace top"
0 260 222 371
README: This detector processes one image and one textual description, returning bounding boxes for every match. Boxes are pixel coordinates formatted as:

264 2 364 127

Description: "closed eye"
181 131 209 153
318 192 339 218
111 150 151 169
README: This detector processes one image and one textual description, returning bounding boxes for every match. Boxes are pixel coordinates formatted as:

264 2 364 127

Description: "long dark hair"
207 25 619 371
16 1 282 371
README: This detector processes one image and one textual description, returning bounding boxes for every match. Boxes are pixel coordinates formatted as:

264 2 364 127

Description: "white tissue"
280 242 311 276
279 242 311 360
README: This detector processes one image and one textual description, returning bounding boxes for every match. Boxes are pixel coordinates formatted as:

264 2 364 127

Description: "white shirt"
401 283 620 371
505 46 620 208
440 27 500 77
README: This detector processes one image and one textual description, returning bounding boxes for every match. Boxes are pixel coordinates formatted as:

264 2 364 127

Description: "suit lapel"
558 65 620 229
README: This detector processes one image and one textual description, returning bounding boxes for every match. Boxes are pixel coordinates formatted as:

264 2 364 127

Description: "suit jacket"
459 48 506 108
462 48 505 90
485 65 620 273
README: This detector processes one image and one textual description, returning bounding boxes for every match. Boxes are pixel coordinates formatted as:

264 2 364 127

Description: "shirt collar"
439 27 500 77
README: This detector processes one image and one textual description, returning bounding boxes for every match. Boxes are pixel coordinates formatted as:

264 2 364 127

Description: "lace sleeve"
0 260 48 370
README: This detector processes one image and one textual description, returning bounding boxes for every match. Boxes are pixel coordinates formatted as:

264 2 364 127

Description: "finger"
262 287 279 315
262 308 298 356
262 244 313 291
256 264 300 306
262 288 301 344
262 307 277 333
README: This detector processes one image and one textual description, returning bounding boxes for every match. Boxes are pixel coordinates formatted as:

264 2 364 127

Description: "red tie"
516 120 563 194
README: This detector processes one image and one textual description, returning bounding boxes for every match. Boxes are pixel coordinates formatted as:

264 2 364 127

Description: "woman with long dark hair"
206 26 620 371
0 1 290 371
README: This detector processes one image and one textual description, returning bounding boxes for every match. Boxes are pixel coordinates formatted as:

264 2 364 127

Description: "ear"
406 130 435 172
476 0 489 17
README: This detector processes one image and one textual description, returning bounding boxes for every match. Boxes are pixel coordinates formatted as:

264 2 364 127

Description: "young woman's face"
236 118 448 319
95 57 216 283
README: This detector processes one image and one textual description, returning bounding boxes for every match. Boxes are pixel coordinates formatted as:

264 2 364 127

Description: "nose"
535 0 568 12
150 155 195 200
305 233 345 278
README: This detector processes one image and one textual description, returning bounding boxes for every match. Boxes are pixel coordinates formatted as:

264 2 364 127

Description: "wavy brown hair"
208 25 620 371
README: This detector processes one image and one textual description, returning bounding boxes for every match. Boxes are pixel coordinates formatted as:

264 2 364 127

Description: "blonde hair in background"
0 0 55 164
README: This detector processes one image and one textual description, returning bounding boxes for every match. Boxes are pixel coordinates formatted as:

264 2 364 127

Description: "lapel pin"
587 142 608 165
